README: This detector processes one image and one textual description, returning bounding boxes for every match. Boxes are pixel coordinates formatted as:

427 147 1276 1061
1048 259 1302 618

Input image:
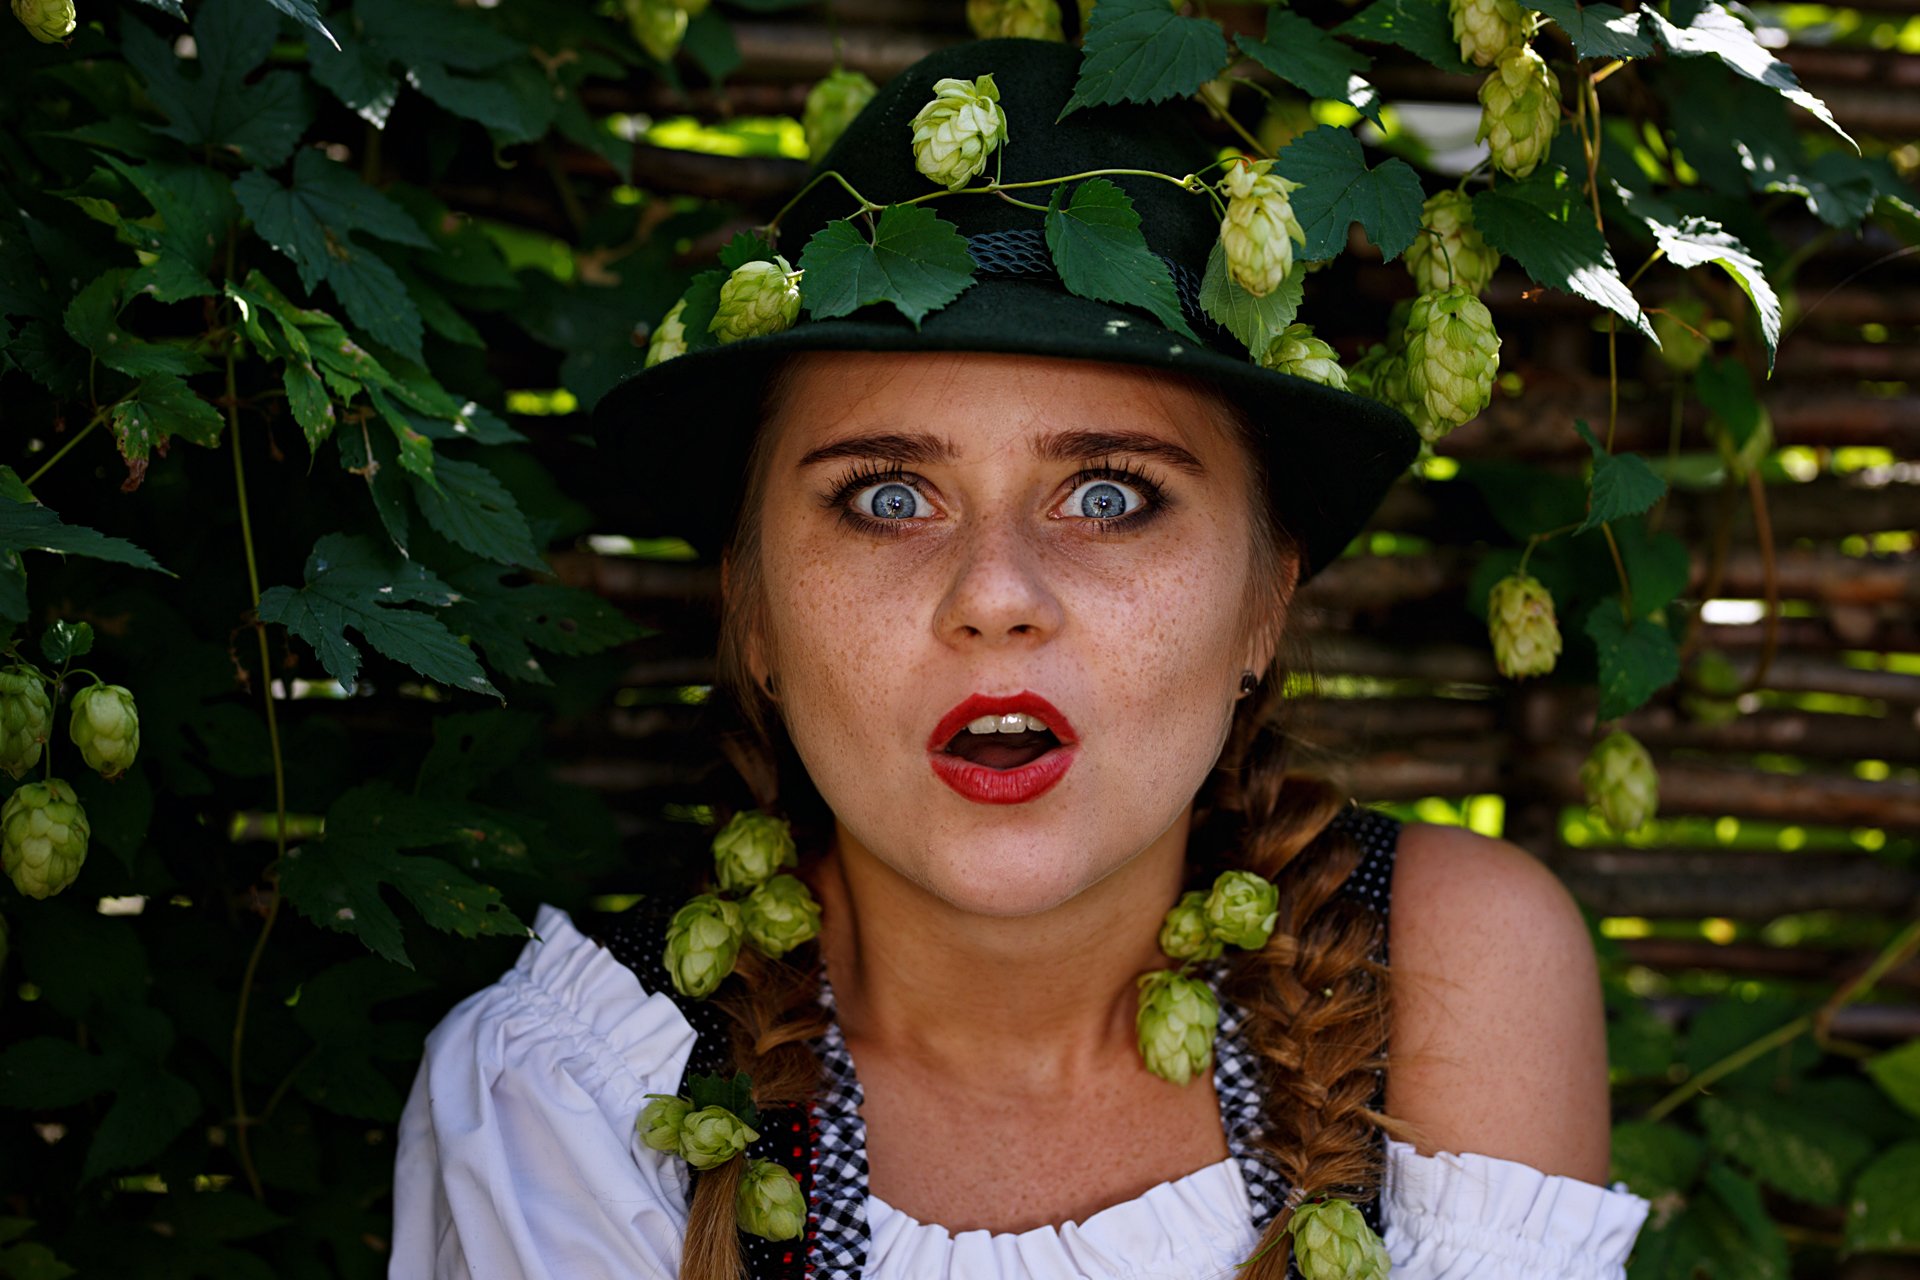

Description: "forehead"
760 349 1245 463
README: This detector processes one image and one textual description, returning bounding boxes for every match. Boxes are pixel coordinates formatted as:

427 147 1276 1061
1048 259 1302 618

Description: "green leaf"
407 455 546 571
441 563 647 687
1529 0 1653 60
1866 1039 1920 1121
1198 240 1303 356
1612 522 1690 618
1234 13 1380 125
108 375 226 471
292 956 433 1120
1846 1141 1920 1254
1473 169 1653 340
99 157 238 302
283 359 335 451
279 781 526 966
118 0 312 169
1647 218 1780 372
1693 357 1766 458
256 532 500 698
1684 997 1820 1091
0 497 170 575
797 206 976 329
0 1038 117 1108
1611 1120 1704 1199
1061 0 1230 118
415 709 544 801
685 1070 759 1130
675 268 728 354
309 24 400 128
1334 0 1474 75
336 401 412 554
260 0 336 46
409 60 556 144
683 8 742 83
1643 2 1852 145
1274 126 1424 262
62 272 212 379
1586 603 1679 719
1698 1090 1875 1206
1572 420 1665 533
235 150 431 292
717 231 776 271
1686 1163 1790 1280
357 0 525 73
39 619 94 665
1044 179 1194 341
82 1071 199 1183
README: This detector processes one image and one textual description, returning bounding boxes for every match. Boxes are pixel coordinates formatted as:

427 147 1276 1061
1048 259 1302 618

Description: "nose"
932 521 1065 647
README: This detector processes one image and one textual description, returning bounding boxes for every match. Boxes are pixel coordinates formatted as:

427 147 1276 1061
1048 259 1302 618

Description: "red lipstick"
927 692 1079 805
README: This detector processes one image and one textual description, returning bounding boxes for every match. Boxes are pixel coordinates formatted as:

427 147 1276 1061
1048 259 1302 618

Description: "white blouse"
391 905 1650 1279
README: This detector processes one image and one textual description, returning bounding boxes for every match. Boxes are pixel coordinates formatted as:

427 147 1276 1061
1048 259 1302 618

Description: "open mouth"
941 712 1064 771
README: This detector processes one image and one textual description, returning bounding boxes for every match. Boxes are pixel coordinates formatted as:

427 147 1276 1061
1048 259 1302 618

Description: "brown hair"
688 353 1408 1279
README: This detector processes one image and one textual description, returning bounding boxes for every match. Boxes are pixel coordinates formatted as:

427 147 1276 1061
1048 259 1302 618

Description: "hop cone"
1136 969 1218 1086
1203 870 1279 950
741 874 822 959
712 809 797 893
737 1158 806 1241
1404 285 1500 442
2 778 88 900
637 1094 693 1154
1259 324 1348 390
1487 572 1561 679
11 0 73 42
709 257 802 344
645 297 688 369
0 666 51 780
69 683 139 780
1158 891 1223 963
1476 44 1560 179
909 74 1008 191
1218 159 1305 299
622 0 687 62
1289 1199 1391 1280
803 68 877 163
679 1105 759 1170
1344 343 1393 400
1405 190 1500 296
1651 295 1711 374
967 0 1062 41
663 894 744 998
1451 0 1528 67
1580 731 1658 833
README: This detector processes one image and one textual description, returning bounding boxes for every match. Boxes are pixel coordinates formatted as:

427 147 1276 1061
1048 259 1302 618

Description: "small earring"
1238 671 1258 696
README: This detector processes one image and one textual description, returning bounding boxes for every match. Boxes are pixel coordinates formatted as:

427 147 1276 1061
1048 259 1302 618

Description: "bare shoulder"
1383 821 1612 1184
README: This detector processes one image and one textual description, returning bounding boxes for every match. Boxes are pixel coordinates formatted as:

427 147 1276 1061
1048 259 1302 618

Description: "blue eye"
1065 478 1145 519
858 482 923 520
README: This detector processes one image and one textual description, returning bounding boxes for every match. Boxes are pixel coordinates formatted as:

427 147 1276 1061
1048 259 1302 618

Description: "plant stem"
223 248 292 1204
23 414 104 489
1739 465 1780 694
1600 521 1633 621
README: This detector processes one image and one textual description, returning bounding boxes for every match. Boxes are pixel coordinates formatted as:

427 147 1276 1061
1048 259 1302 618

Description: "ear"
1241 544 1300 679
721 548 775 693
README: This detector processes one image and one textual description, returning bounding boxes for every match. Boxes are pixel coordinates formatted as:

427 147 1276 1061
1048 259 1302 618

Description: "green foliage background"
0 0 1914 1274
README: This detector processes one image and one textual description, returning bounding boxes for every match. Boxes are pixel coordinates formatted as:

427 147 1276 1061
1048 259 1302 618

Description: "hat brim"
591 274 1420 581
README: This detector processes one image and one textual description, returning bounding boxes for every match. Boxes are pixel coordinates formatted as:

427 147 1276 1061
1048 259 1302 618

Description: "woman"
391 38 1651 1280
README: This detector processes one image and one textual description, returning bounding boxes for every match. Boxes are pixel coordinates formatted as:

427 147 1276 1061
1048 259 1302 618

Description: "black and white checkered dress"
594 804 1401 1279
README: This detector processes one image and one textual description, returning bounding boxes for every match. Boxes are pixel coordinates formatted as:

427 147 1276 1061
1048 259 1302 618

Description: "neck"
808 812 1192 1090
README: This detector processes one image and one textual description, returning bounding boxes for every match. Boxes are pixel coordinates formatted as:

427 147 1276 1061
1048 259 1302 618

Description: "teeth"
963 712 1053 735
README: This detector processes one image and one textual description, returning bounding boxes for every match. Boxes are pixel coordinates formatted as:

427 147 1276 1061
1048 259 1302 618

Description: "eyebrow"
795 428 1204 475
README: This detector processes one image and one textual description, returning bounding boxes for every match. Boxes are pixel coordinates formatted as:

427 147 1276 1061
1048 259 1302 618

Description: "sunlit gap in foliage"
268 677 355 699
1378 795 1504 838
585 534 699 560
613 113 808 161
505 388 579 416
96 895 146 916
1559 807 1906 856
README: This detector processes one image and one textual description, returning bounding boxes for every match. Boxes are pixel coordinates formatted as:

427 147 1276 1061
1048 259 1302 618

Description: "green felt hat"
592 37 1419 581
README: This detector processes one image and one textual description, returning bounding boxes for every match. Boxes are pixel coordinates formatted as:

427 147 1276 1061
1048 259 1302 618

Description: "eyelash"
820 460 1172 535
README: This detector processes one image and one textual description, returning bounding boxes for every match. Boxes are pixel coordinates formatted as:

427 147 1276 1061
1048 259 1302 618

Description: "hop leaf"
1136 969 1219 1086
1203 869 1280 950
68 683 140 780
909 74 1009 191
0 665 52 781
1403 285 1500 442
710 258 803 344
1476 44 1560 179
1218 159 1305 299
1158 890 1224 962
11 0 73 41
967 0 1064 41
645 297 688 369
637 1094 693 1154
711 810 798 893
1259 323 1348 389
1405 190 1501 296
1651 295 1712 375
741 874 823 959
2 778 89 900
1580 730 1658 833
623 0 688 63
736 1158 806 1240
803 68 878 163
1487 572 1561 679
662 894 745 998
1288 1199 1391 1280
678 1105 759 1170
1451 0 1530 67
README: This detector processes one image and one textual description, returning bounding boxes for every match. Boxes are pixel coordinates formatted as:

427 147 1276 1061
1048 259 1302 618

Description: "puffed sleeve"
391 903 696 1280
1383 1139 1651 1280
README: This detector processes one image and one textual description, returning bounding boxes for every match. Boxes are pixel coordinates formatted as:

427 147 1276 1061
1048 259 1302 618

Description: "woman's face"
742 350 1289 918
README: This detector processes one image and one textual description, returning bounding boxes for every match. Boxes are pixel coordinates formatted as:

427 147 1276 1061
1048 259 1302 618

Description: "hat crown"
784 40 1221 273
